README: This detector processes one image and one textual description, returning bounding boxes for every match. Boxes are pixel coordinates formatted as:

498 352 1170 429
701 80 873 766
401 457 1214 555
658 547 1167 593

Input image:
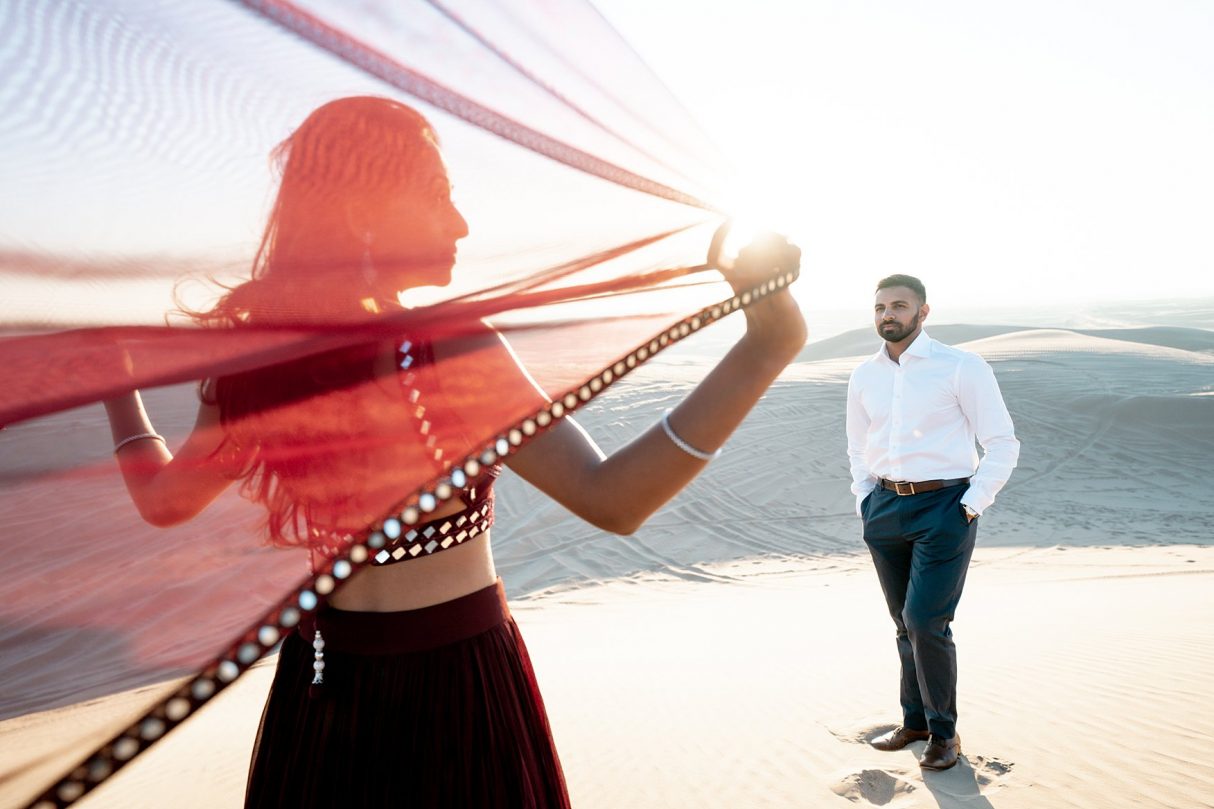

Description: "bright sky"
595 0 1214 309
3 1 1211 325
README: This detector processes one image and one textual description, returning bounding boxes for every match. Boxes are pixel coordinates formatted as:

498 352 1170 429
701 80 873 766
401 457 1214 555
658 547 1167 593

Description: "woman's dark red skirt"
245 580 570 808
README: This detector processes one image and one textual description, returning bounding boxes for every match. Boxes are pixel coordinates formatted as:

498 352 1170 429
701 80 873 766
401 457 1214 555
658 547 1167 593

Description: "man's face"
873 286 927 344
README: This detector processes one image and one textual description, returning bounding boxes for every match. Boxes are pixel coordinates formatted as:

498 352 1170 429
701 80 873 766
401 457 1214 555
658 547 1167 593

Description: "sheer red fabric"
0 2 792 807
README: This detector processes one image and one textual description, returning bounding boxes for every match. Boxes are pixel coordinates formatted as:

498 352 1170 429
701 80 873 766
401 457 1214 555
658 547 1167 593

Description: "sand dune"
3 317 1213 808
44 548 1214 809
492 322 1214 589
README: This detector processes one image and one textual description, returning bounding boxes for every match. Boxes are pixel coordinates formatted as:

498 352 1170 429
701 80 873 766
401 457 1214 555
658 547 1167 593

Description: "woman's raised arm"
505 236 806 534
104 392 240 526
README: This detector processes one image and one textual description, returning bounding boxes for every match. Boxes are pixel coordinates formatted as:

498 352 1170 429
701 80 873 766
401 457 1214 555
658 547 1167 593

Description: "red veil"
0 2 796 806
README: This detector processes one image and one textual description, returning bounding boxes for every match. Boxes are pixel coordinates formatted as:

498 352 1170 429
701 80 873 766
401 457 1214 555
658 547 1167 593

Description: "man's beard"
878 311 920 343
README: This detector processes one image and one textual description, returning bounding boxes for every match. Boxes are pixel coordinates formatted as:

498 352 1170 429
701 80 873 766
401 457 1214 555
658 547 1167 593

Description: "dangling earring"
308 629 326 699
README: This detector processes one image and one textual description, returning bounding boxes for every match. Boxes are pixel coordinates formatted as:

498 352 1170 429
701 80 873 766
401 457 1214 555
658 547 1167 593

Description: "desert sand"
3 303 1213 808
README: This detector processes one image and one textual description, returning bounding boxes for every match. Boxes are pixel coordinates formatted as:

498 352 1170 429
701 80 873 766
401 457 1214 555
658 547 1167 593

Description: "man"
846 274 1019 770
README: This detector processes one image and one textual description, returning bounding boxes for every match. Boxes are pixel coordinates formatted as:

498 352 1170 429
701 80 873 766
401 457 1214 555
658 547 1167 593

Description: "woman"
104 96 805 807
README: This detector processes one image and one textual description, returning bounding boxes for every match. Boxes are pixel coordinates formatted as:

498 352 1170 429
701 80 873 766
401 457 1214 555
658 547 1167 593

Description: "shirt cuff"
854 484 876 517
959 490 987 516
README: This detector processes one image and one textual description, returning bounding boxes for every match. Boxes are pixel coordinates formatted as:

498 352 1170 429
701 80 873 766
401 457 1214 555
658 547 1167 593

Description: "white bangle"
660 409 720 462
114 432 166 454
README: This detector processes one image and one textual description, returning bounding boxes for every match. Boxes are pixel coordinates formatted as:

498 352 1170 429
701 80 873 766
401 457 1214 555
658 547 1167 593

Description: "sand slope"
53 548 1214 809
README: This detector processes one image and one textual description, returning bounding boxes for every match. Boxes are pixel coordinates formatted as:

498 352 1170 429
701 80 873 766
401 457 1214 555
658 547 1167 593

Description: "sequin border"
27 267 798 809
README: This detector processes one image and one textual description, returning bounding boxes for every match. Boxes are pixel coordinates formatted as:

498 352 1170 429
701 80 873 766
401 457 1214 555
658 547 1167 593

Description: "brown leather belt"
879 477 969 496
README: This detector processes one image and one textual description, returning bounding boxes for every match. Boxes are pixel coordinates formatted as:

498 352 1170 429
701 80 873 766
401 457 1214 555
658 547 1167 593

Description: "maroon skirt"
245 580 570 808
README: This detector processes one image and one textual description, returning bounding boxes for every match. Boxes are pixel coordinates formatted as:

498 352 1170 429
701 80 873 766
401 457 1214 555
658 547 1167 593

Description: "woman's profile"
104 96 806 807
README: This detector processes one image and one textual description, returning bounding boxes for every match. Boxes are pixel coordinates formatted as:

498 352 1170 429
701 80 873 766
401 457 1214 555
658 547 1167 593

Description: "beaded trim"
370 499 493 565
26 267 797 809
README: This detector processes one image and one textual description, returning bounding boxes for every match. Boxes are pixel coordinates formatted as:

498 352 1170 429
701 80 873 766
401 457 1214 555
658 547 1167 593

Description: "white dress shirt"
846 330 1019 516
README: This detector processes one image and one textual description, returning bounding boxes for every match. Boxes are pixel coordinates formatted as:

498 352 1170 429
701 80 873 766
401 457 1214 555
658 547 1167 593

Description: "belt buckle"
894 481 916 496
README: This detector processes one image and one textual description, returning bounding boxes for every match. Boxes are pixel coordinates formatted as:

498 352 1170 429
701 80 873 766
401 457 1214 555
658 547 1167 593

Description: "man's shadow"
918 745 1002 808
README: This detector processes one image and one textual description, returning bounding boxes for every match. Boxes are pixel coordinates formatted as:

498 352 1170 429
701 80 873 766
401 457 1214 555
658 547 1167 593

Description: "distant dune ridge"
1 316 1212 808
796 323 1214 363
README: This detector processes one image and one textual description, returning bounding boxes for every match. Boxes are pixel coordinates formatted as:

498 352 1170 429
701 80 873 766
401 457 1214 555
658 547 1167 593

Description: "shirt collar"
877 329 933 364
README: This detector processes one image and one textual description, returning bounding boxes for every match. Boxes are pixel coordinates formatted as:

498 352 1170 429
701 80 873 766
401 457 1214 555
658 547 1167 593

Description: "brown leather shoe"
918 734 961 770
869 726 931 751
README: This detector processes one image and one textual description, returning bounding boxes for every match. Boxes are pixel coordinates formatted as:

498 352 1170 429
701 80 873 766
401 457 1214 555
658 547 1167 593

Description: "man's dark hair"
876 274 927 304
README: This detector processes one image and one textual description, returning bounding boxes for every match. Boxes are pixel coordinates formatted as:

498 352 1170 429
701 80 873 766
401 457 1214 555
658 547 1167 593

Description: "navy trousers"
862 483 977 740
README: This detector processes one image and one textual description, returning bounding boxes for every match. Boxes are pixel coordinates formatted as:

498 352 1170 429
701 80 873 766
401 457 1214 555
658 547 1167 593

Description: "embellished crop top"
370 463 498 566
307 335 505 572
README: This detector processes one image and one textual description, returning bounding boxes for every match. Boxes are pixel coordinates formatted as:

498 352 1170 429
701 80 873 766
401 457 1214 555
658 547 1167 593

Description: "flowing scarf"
0 2 797 806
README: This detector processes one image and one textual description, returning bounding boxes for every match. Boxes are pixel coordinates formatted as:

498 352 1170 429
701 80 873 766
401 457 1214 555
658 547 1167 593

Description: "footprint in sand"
969 754 1014 786
824 720 902 746
825 723 918 805
831 768 917 806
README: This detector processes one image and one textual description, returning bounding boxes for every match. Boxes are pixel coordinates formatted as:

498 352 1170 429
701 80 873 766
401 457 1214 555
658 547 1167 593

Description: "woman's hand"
723 232 807 365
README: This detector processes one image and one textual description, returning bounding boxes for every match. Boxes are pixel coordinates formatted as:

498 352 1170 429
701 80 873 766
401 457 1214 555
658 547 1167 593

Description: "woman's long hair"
199 96 443 327
194 97 447 546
